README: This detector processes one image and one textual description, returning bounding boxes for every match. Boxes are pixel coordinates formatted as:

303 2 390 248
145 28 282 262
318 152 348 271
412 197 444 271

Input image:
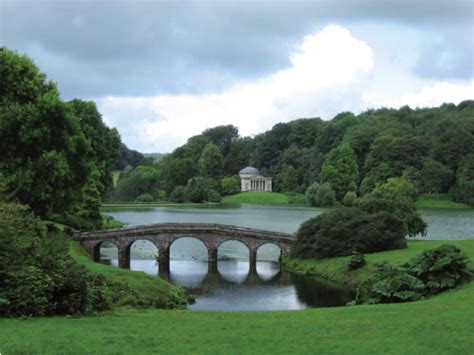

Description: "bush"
170 186 187 202
221 176 240 196
402 244 472 295
305 182 336 207
287 193 307 204
185 177 209 203
353 263 424 305
135 193 154 203
291 208 406 259
208 189 222 202
342 191 357 207
347 252 365 270
0 202 91 316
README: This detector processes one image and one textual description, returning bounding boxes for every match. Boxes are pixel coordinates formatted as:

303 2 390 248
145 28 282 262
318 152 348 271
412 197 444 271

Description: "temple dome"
239 166 259 175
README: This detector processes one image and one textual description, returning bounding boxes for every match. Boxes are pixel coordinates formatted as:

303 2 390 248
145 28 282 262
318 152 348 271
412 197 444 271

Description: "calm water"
100 204 474 311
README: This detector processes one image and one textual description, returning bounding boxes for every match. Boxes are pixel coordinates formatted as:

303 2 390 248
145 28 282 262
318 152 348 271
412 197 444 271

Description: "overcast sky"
2 0 473 152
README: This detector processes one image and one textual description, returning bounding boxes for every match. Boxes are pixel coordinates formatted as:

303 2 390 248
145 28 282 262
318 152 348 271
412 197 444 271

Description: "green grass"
1 240 472 354
101 215 125 228
101 202 221 209
284 240 474 288
69 240 188 309
415 194 471 210
222 191 289 204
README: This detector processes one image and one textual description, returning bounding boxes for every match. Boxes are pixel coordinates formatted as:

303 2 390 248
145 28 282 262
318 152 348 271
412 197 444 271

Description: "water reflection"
102 257 354 311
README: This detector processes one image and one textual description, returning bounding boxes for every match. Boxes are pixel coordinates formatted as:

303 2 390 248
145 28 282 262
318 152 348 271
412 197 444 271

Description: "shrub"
170 186 187 202
221 176 240 196
287 193 307 204
0 202 91 316
402 244 472 295
135 193 154 203
185 177 209 203
305 182 336 207
208 189 222 202
291 208 406 259
353 263 424 304
342 191 357 207
347 252 365 270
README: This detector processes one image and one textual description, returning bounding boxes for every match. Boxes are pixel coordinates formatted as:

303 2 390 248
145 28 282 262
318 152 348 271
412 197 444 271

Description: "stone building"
239 166 272 192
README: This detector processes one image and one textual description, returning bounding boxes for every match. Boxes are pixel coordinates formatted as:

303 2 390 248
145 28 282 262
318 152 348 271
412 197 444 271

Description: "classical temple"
239 166 272 192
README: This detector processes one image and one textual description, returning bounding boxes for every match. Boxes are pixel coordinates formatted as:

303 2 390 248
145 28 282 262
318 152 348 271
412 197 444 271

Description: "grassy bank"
222 191 290 204
415 194 471 210
1 240 473 354
69 240 188 309
284 240 474 288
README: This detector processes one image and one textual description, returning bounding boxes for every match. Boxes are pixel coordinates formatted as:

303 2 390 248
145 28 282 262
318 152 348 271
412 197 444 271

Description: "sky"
1 0 473 153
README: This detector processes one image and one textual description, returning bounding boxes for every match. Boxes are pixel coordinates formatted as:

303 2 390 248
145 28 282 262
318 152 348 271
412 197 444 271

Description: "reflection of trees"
291 273 355 307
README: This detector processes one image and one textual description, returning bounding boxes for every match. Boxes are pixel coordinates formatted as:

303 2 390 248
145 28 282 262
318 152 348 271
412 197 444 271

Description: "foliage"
135 193 154 203
198 143 224 179
208 189 222 203
419 159 452 194
0 49 119 225
221 176 240 196
0 202 90 316
452 153 474 206
402 244 472 296
342 191 357 207
279 165 299 192
221 192 289 204
111 165 159 202
353 263 424 304
347 252 366 270
185 177 209 203
305 182 336 207
291 208 406 259
170 186 187 202
358 178 427 237
321 143 359 200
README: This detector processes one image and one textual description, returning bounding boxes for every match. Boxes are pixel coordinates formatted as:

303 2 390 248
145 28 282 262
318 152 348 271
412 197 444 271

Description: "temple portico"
239 166 272 192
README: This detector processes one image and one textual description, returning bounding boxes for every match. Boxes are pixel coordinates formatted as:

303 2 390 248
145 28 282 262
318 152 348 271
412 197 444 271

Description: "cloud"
362 81 474 109
2 0 472 97
100 25 374 152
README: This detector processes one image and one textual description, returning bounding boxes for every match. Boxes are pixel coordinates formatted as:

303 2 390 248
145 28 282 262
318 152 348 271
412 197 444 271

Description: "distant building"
239 166 272 192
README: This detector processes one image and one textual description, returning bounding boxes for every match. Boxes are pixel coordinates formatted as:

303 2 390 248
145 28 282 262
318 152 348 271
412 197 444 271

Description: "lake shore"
1 239 473 354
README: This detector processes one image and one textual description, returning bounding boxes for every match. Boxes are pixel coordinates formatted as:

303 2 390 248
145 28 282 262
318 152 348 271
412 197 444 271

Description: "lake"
100 204 474 311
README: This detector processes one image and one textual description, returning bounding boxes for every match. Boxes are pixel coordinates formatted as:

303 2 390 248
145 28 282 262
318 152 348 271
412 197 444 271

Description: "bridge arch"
92 240 119 265
256 242 282 262
169 236 209 261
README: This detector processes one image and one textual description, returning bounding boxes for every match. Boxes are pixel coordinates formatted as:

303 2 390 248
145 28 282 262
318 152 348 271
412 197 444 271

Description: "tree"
221 176 240 196
452 153 474 206
419 159 452 194
359 177 425 238
185 177 209 203
112 165 159 202
0 48 91 218
280 165 299 192
321 143 359 200
291 208 406 259
157 156 197 194
198 143 223 179
305 182 336 207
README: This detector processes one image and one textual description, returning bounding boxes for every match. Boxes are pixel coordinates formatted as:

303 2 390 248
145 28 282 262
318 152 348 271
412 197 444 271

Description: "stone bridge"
73 223 295 271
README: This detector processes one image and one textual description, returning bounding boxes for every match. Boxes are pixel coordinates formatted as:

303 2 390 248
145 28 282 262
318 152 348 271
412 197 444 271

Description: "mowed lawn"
222 191 289 204
1 240 473 354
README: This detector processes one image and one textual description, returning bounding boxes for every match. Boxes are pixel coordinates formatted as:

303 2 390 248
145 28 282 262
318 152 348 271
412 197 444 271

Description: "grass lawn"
415 193 471 210
1 240 473 354
222 191 289 204
69 240 188 309
101 215 125 228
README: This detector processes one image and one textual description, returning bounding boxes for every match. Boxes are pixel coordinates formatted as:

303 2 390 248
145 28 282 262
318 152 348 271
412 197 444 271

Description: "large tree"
198 143 223 179
321 143 359 200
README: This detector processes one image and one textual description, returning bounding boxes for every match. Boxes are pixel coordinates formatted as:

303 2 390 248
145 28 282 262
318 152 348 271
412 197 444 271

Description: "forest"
110 100 474 207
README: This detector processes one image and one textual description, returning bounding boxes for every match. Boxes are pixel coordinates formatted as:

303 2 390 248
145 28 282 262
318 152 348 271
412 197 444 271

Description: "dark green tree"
199 143 223 179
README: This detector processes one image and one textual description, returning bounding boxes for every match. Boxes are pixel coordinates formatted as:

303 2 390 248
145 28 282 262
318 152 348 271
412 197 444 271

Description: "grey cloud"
1 0 472 98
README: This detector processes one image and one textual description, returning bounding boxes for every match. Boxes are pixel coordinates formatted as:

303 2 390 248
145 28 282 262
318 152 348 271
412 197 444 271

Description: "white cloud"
99 24 474 153
362 81 474 109
100 25 374 152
